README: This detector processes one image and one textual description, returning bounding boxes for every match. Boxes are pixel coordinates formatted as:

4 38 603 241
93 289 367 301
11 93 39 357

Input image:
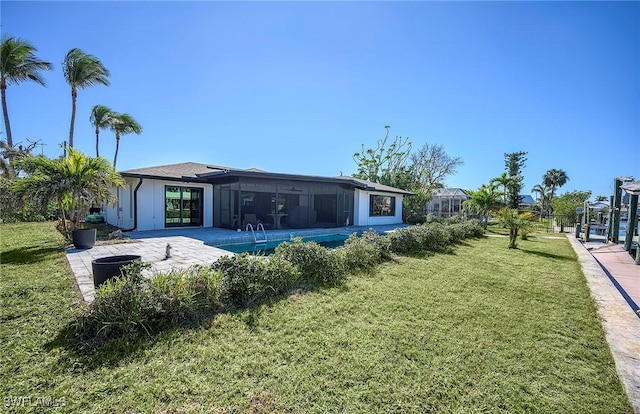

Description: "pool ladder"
245 222 267 244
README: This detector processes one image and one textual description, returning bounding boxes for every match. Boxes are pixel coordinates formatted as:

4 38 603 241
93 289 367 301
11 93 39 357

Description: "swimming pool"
214 234 351 255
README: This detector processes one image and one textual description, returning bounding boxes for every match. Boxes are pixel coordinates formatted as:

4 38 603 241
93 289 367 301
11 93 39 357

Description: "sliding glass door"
165 186 203 227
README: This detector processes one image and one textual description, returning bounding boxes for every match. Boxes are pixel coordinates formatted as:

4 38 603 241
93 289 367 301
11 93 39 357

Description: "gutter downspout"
121 178 143 232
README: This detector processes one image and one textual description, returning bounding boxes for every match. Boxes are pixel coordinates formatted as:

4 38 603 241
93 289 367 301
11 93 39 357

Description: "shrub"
75 264 223 343
445 221 484 243
213 254 300 306
387 226 419 254
76 273 155 341
273 238 343 284
338 232 387 274
359 230 392 260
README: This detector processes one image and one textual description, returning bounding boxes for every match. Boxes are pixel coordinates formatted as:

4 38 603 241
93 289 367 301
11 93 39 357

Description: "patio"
66 224 409 302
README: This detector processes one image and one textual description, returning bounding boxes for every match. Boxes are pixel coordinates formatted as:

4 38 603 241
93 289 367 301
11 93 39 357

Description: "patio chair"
243 213 259 229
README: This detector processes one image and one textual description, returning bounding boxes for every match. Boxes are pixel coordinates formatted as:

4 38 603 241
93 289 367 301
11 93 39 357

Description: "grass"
0 222 632 413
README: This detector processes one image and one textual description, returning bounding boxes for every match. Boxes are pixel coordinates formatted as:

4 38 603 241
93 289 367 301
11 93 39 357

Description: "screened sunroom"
426 188 471 218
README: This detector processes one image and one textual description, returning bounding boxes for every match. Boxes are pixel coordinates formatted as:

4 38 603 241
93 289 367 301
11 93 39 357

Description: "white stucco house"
103 162 412 232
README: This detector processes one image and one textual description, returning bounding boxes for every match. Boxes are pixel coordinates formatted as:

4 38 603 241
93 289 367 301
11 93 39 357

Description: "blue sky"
3 1 639 199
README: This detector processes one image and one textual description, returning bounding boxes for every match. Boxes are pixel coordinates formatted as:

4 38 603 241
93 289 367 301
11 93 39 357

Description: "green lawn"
0 222 631 413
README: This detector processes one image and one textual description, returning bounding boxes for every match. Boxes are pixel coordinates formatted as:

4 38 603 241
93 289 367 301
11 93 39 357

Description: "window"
370 195 395 216
165 186 203 227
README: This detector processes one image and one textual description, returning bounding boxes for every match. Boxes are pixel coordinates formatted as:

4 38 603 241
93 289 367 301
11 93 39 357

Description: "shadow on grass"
1 245 62 265
518 247 575 262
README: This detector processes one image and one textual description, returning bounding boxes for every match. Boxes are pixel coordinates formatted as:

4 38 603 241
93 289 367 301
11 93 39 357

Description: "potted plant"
14 146 124 248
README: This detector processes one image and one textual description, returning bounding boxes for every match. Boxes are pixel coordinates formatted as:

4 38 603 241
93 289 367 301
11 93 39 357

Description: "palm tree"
1 36 52 148
490 172 512 205
63 48 110 149
14 147 123 235
463 184 503 229
543 169 569 214
110 113 142 169
90 105 114 157
531 184 550 216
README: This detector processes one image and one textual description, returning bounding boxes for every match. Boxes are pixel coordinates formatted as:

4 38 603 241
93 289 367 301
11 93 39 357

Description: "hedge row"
73 220 483 347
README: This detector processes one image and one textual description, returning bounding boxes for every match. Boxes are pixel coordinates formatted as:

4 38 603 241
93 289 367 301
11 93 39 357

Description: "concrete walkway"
66 237 232 302
567 235 640 412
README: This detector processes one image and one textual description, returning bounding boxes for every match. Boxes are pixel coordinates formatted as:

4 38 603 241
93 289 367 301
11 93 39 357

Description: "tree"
409 143 463 193
63 48 110 149
353 126 411 184
543 168 569 214
14 147 123 235
1 36 53 148
491 172 511 204
0 139 54 222
595 195 608 202
463 184 503 229
496 208 533 249
90 104 114 157
110 112 142 169
552 190 591 224
503 151 527 209
531 183 551 216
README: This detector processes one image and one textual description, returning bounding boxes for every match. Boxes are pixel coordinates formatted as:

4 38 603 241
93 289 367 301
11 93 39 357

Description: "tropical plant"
490 172 511 204
63 48 110 148
496 208 533 249
110 112 142 169
13 147 123 236
1 36 53 149
89 104 114 157
531 183 551 216
463 184 503 229
543 168 569 214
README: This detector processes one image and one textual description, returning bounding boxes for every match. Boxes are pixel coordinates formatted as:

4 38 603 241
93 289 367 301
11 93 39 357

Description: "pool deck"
66 224 408 302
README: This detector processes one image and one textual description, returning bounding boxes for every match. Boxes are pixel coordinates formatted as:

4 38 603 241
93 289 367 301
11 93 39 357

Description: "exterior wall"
105 178 213 231
103 178 136 230
353 189 404 226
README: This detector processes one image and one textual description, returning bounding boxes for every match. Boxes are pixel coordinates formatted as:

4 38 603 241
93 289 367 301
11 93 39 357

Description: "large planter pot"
71 228 97 249
92 255 142 288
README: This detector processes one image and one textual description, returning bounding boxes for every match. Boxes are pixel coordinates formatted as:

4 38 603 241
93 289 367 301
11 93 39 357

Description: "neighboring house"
103 162 412 231
519 194 536 209
426 188 471 218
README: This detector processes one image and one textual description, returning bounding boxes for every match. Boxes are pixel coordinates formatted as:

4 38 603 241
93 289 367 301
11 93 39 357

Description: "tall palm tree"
110 113 142 169
1 36 52 148
89 104 114 157
63 48 110 149
543 169 569 214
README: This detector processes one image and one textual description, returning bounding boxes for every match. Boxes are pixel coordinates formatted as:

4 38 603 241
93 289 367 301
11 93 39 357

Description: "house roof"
431 188 470 198
519 195 535 205
119 162 413 195
337 177 414 195
120 162 220 181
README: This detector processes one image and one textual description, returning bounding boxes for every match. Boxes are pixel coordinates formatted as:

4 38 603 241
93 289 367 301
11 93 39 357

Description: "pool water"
214 234 350 255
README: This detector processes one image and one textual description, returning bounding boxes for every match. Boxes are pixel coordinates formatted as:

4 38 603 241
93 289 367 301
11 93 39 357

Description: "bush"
337 232 387 274
273 238 343 284
387 227 419 254
213 254 300 306
75 264 223 343
446 221 484 243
